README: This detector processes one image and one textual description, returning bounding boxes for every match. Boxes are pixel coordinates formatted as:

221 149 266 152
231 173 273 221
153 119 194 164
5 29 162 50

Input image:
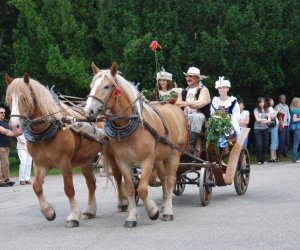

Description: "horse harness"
23 119 60 143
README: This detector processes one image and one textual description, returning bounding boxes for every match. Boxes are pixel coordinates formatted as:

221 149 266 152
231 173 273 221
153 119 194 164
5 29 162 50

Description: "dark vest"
0 121 10 147
182 88 211 118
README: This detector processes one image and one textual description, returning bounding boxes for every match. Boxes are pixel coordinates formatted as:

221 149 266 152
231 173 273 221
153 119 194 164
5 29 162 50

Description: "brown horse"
5 73 127 228
85 62 188 228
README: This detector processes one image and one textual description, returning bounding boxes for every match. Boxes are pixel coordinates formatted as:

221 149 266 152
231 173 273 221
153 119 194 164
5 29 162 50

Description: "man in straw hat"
177 67 211 154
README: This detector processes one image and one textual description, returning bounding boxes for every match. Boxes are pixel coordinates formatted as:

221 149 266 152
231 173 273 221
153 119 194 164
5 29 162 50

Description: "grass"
8 148 82 177
8 147 294 178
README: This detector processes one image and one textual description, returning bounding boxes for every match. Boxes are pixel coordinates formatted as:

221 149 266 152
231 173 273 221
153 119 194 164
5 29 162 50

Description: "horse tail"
100 154 116 190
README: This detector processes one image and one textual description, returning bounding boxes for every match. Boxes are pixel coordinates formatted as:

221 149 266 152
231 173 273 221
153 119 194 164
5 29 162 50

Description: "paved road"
0 162 300 250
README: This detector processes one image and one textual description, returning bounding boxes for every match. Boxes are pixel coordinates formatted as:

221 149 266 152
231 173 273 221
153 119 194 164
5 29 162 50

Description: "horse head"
85 62 119 121
5 73 34 136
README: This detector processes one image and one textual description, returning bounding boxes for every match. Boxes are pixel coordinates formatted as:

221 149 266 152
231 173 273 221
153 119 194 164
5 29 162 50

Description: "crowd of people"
150 66 299 165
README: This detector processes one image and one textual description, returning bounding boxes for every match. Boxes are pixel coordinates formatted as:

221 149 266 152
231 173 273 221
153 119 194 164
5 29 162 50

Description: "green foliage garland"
205 110 234 151
160 90 178 103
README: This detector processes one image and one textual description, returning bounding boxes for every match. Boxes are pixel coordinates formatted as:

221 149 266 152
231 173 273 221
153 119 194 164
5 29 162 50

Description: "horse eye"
103 85 110 90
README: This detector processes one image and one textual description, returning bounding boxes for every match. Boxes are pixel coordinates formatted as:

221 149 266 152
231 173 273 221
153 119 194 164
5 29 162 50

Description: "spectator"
238 100 250 148
254 97 271 165
17 134 32 185
0 107 15 187
275 94 290 158
266 97 280 162
289 97 300 163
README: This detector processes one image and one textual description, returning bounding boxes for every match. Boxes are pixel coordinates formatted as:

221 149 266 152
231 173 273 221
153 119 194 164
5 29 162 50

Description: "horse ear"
91 62 100 75
23 73 30 84
4 74 13 85
110 62 118 77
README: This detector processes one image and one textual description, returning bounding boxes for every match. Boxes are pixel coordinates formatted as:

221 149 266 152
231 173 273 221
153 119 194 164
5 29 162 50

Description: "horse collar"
104 117 140 138
23 120 60 142
104 100 142 139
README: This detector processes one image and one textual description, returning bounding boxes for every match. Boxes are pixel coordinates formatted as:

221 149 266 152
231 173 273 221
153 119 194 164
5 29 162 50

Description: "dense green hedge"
1 0 300 107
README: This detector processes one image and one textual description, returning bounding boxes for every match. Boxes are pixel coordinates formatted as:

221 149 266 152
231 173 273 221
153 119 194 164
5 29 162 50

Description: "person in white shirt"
177 67 211 153
274 94 290 157
17 134 32 185
210 77 240 135
238 100 250 147
150 69 182 101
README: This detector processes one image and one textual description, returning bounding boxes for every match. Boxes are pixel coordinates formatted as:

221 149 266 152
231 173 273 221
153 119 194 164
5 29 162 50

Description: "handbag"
268 119 276 128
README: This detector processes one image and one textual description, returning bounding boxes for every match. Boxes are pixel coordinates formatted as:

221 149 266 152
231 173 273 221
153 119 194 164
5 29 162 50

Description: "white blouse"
210 96 241 134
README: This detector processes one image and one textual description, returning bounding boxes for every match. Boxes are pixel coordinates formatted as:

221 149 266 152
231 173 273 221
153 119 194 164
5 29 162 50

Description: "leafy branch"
205 110 234 152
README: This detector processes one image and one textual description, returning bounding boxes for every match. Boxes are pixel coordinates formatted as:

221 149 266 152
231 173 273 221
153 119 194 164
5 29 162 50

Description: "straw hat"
183 67 208 79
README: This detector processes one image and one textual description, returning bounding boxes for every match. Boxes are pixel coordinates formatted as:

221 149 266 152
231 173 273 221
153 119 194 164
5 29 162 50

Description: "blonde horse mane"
114 73 155 121
6 77 63 120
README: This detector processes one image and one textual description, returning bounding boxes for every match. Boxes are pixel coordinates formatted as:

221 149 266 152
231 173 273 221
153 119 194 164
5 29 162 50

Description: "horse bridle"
87 73 119 114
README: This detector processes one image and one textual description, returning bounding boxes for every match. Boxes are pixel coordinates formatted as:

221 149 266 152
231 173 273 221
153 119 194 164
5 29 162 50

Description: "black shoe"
270 158 277 162
0 182 9 187
6 181 15 186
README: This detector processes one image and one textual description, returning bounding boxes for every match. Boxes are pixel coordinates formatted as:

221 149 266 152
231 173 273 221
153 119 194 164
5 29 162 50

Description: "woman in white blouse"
150 69 182 101
210 76 240 135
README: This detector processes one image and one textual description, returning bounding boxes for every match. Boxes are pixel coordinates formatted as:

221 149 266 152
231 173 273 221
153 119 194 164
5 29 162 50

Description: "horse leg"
162 151 181 221
80 165 97 219
110 163 128 212
138 160 159 221
62 166 81 228
155 161 167 213
116 163 138 228
32 164 56 221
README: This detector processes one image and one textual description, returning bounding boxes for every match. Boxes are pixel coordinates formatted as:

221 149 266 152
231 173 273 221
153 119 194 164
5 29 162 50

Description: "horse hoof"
82 212 94 220
150 209 159 220
118 204 128 212
124 221 137 228
162 214 174 221
45 211 56 221
65 220 79 228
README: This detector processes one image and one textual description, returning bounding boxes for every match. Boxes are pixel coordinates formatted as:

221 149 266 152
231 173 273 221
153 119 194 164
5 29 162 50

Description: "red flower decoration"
169 98 176 104
149 40 162 51
111 87 122 97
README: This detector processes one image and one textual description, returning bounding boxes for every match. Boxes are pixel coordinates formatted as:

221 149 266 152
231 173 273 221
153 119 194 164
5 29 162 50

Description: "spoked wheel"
199 168 215 206
173 174 186 196
234 148 251 195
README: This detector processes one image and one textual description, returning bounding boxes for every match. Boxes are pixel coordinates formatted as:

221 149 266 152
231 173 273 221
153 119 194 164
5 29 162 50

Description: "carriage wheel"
234 148 251 195
199 168 214 206
173 174 186 196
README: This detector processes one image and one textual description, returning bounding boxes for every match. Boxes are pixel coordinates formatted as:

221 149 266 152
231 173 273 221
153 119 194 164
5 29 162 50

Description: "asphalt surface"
0 162 300 250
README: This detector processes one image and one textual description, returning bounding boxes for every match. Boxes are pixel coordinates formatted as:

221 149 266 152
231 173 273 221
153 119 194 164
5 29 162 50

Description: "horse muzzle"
9 119 23 136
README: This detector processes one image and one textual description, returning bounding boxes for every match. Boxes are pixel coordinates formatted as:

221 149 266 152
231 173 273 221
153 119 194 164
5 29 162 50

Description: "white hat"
215 76 231 89
183 67 208 79
156 70 172 81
